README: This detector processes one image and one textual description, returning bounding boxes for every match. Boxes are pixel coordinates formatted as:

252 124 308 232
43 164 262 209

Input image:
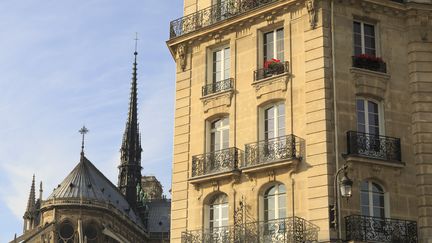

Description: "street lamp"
331 163 353 241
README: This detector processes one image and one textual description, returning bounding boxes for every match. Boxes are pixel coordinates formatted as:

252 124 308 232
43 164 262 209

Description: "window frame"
259 102 286 141
353 20 379 56
258 27 285 68
360 180 389 218
356 98 385 136
207 45 231 84
206 116 230 153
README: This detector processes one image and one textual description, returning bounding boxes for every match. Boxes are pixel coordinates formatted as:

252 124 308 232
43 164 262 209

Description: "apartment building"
167 0 432 242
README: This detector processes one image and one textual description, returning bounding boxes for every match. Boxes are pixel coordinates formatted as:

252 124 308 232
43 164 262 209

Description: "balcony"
181 216 319 243
243 135 302 173
352 55 387 73
345 215 417 243
190 147 243 183
346 131 402 164
202 78 233 97
254 61 290 82
170 0 279 39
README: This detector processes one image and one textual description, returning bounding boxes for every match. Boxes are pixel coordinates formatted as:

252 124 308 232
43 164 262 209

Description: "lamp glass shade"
340 174 353 198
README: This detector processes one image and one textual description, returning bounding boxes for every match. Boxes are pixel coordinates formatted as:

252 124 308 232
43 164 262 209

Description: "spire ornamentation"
118 35 143 210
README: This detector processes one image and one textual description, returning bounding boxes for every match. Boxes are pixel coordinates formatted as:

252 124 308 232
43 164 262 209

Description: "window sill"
344 154 405 168
241 157 300 174
350 67 390 99
189 170 240 185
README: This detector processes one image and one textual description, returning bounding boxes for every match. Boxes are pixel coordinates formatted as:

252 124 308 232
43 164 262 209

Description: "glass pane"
222 129 229 149
353 21 361 34
372 183 383 193
369 126 379 135
357 112 365 125
222 117 229 126
360 181 369 191
278 195 285 210
368 101 378 113
278 209 286 219
279 184 286 193
266 107 274 119
373 207 384 218
221 207 228 219
267 210 275 220
267 186 276 195
360 192 369 206
364 36 376 51
264 31 274 61
368 114 379 127
361 206 369 216
364 24 375 37
357 99 365 111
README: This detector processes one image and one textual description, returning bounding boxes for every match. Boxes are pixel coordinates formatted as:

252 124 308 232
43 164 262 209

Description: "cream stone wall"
168 0 432 242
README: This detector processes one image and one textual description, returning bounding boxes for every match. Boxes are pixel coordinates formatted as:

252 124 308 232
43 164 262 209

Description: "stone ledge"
350 67 390 99
200 89 234 113
252 72 290 99
345 154 405 168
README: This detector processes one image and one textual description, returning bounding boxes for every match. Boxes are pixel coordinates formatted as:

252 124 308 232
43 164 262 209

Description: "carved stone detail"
351 68 390 99
201 90 234 113
252 74 289 99
177 44 187 71
306 0 317 29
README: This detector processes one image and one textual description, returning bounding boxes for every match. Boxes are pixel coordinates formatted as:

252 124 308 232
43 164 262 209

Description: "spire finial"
79 125 89 155
134 32 139 55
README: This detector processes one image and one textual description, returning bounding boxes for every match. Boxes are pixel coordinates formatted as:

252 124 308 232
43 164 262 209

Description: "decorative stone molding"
245 174 257 191
177 44 187 71
252 73 289 99
350 67 390 99
201 89 234 114
306 0 317 29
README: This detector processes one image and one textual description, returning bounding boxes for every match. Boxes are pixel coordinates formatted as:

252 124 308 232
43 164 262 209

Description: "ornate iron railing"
202 78 234 96
345 215 417 243
170 0 279 38
346 131 401 162
191 147 243 178
254 61 290 81
244 135 303 168
182 216 319 243
352 56 387 73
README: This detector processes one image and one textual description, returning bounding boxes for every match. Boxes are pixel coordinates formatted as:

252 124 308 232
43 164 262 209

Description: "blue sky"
0 0 183 241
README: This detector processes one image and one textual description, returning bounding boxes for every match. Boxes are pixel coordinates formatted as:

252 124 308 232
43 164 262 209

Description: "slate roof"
146 199 171 233
46 154 143 226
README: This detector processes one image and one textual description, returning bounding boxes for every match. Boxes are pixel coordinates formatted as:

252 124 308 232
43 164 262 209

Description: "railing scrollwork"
347 131 401 162
192 147 243 178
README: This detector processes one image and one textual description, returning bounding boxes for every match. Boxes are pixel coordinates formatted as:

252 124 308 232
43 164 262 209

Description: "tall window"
353 21 376 56
360 181 385 218
264 183 286 222
356 99 381 135
210 117 229 152
212 47 230 83
264 103 285 140
209 194 229 229
263 28 284 63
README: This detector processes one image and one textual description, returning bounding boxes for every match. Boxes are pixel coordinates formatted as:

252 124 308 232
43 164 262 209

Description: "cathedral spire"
118 36 143 210
23 175 36 232
25 175 36 214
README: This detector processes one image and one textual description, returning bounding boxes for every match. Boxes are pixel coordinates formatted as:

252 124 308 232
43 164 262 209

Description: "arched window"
209 194 229 230
264 183 286 222
360 180 386 218
58 220 75 243
209 117 229 152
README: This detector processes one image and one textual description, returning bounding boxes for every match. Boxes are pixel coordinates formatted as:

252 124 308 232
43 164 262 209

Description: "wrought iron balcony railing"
244 135 302 168
352 55 387 73
191 147 243 178
345 215 418 243
346 131 401 162
169 0 279 38
254 61 290 81
181 216 319 243
202 78 234 96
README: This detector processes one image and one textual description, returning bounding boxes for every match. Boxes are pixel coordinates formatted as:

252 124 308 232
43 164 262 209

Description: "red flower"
264 58 281 68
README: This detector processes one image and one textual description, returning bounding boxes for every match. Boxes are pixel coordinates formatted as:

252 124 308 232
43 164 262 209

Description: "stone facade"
141 176 164 200
167 0 432 242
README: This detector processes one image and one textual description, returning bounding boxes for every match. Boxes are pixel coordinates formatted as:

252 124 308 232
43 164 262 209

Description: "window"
263 28 284 64
264 183 286 221
360 181 386 218
264 103 285 140
209 194 229 229
353 21 376 56
356 98 381 135
211 47 230 83
210 117 229 152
